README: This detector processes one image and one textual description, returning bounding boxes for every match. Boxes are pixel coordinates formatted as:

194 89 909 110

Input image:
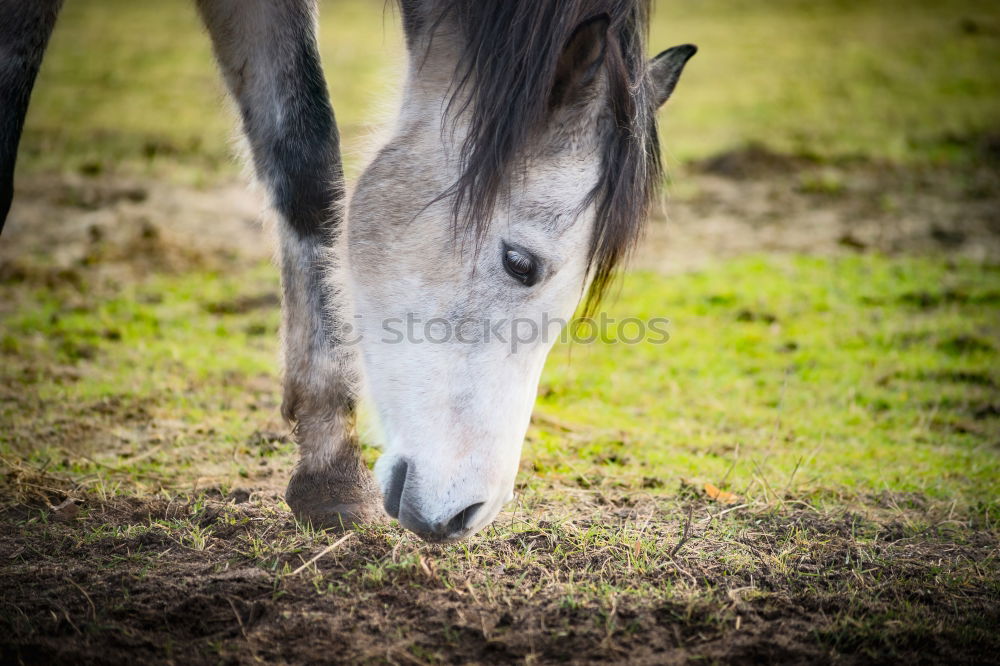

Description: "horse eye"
502 244 539 286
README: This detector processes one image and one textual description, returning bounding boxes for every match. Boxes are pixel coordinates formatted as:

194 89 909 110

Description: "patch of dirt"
1 174 273 293
1 388 164 457
0 487 996 664
204 292 281 315
4 149 999 290
694 142 812 179
637 148 1000 273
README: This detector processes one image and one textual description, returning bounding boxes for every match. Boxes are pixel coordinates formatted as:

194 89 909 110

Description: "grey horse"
0 0 694 542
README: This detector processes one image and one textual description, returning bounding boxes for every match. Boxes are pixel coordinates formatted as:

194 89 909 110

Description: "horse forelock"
396 0 661 312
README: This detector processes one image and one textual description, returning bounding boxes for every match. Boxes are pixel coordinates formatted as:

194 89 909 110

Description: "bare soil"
3 147 999 285
1 174 271 293
1 479 997 665
637 146 1000 273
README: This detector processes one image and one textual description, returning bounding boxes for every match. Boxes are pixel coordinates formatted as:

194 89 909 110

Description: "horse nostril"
446 501 484 535
397 498 485 541
383 459 408 518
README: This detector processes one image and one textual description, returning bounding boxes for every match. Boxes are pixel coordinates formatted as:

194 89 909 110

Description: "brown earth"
638 145 1000 273
3 146 999 285
1 476 997 665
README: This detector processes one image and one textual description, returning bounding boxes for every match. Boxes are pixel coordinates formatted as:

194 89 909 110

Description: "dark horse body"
0 0 693 541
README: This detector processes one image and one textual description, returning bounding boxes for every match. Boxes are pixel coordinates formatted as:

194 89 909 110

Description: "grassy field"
2 0 999 663
18 0 1000 180
4 254 996 508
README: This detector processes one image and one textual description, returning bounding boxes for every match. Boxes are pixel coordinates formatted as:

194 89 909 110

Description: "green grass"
534 256 1000 511
1 261 292 489
18 0 1000 181
3 255 997 516
20 0 406 182
652 0 1000 163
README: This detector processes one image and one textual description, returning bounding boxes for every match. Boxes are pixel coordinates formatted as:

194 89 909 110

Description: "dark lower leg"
0 0 63 231
196 0 381 527
277 235 382 527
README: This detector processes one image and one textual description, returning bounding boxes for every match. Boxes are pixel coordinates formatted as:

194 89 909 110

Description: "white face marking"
342 41 604 541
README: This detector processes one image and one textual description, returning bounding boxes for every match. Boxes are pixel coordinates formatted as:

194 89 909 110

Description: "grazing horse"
0 0 694 542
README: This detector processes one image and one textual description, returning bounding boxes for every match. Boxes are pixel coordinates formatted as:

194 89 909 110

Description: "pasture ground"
2 0 999 663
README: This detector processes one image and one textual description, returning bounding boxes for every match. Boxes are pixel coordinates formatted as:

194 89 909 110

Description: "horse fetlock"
285 443 384 530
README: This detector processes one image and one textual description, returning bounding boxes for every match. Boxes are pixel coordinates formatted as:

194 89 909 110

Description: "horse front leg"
0 0 63 231
196 0 382 528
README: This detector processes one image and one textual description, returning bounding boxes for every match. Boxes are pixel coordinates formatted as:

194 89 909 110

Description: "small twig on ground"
65 576 96 621
720 442 741 487
635 509 654 537
669 506 694 558
698 503 750 524
751 458 777 504
58 447 167 481
59 606 82 635
226 596 249 642
290 532 354 575
783 455 804 495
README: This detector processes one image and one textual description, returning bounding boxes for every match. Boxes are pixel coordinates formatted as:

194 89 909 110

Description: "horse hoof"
285 465 385 531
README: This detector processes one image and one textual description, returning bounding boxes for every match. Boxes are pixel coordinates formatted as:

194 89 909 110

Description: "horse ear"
649 44 697 108
550 14 610 110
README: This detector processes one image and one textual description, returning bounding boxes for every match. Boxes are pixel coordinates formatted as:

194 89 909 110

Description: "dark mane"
398 0 660 310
